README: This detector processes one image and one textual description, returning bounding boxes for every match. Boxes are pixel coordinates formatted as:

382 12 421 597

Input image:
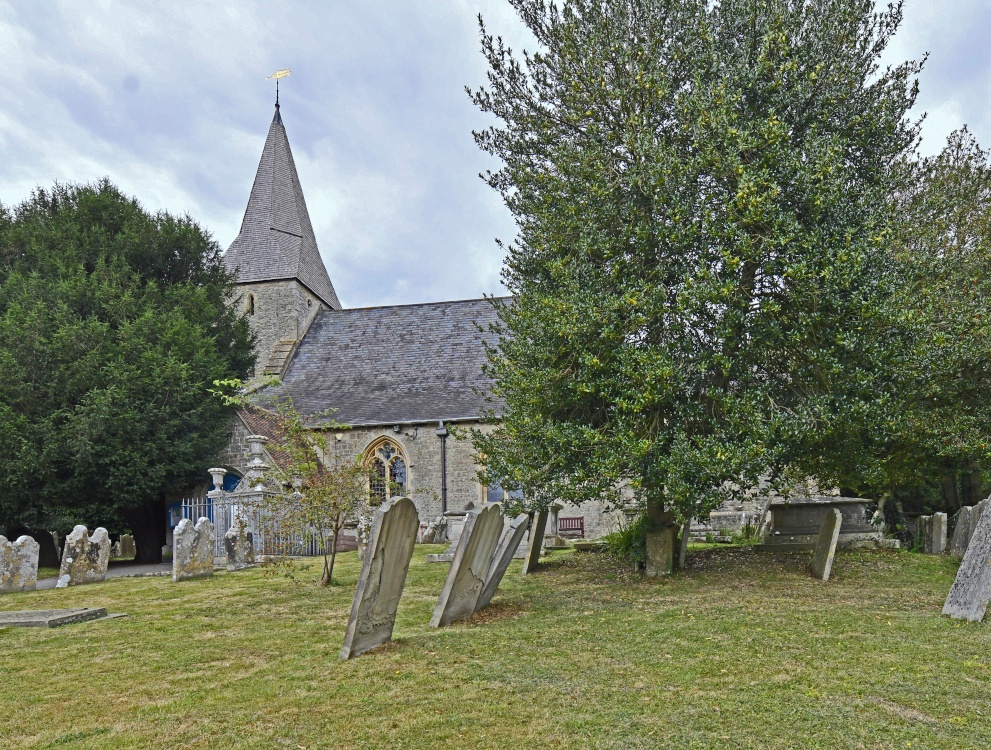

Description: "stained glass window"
365 440 408 505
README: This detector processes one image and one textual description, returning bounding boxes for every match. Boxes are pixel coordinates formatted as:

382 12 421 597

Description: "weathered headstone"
810 509 842 581
430 504 506 627
56 526 110 588
224 526 255 571
0 608 109 628
119 534 136 559
645 528 675 577
475 514 531 612
949 506 974 558
173 517 215 582
0 535 40 593
111 541 122 559
340 497 419 660
942 504 991 622
421 516 447 545
929 512 948 555
520 509 548 576
915 515 931 551
543 502 568 548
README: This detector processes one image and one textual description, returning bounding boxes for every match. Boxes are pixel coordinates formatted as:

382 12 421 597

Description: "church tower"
224 102 341 377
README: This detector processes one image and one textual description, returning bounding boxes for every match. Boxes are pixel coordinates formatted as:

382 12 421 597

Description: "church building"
213 102 616 539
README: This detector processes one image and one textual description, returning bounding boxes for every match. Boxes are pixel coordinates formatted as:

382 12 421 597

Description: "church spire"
224 104 341 310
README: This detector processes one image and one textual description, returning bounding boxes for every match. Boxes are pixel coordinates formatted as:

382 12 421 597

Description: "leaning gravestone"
949 506 974 558
520 509 549 576
340 497 419 660
431 504 506 628
173 517 215 582
224 526 255 571
119 534 136 559
810 509 842 581
929 512 948 554
475 514 531 612
943 504 991 622
0 535 40 593
56 526 110 588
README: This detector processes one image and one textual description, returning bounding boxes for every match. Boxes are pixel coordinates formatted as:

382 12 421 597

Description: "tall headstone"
916 515 931 551
340 497 419 660
475 514 531 612
543 502 568 547
173 517 216 582
521 509 548 576
929 512 948 555
119 534 136 559
645 510 677 577
56 526 110 588
431 505 506 628
942 505 991 622
224 526 255 571
0 535 40 593
810 509 842 581
949 506 974 558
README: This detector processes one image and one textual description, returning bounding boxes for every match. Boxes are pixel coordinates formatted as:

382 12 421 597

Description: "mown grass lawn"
2 545 988 749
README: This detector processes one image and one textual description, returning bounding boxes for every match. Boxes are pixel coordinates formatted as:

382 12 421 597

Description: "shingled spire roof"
224 104 341 309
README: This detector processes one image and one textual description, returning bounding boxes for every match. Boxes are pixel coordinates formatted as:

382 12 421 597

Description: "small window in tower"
247 294 255 316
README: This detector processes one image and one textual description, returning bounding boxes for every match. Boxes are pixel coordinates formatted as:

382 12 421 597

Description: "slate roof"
223 104 341 309
261 298 507 427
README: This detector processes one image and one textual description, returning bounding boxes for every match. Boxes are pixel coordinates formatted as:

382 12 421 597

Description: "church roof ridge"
334 295 511 314
223 104 341 309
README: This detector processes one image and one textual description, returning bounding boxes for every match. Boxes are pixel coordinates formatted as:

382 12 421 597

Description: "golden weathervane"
267 69 291 105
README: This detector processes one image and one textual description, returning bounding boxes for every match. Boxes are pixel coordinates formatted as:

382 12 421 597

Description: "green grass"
1 546 988 749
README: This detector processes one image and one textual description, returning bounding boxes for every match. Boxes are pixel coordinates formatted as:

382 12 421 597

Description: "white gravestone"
949 506 974 558
340 497 420 660
475 514 531 612
810 509 842 581
0 535 40 593
173 517 215 582
56 526 110 588
943 504 991 622
430 505 506 628
929 512 948 555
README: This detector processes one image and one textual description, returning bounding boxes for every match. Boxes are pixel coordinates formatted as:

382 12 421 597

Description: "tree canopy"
471 0 922 522
0 181 254 561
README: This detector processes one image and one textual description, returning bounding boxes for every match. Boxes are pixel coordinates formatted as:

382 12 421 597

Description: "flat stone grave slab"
475 513 530 612
431 504 506 628
810 508 842 581
943 502 991 622
340 497 420 660
0 608 108 628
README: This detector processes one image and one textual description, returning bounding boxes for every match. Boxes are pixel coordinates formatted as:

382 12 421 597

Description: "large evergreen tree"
472 0 921 523
0 181 254 562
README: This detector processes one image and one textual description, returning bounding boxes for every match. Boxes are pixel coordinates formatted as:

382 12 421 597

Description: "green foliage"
471 0 921 519
0 181 254 547
879 129 991 499
603 513 649 565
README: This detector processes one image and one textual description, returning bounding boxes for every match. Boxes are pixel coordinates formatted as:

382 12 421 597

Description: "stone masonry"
0 535 40 593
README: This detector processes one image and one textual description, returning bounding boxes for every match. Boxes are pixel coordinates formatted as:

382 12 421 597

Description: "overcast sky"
1 2 989 308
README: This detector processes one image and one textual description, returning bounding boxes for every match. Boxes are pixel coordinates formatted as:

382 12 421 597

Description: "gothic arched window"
364 439 408 506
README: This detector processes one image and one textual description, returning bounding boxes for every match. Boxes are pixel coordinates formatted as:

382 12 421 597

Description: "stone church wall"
234 280 325 374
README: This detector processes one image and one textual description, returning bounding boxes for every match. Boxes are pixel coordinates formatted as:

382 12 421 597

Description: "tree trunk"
120 497 167 564
967 464 984 507
941 474 960 514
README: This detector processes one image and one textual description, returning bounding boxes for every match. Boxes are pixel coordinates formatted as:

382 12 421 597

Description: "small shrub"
604 513 650 565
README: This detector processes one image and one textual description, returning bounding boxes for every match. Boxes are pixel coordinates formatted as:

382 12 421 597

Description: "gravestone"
916 515 931 551
0 608 109 628
810 509 842 581
224 526 255 571
543 502 568 548
0 535 40 593
521 509 549 576
340 497 419 660
929 512 948 555
119 534 136 559
645 528 675 577
475 514 531 612
949 506 974 558
173 517 215 582
430 504 506 628
56 526 110 588
421 517 447 545
942 504 991 622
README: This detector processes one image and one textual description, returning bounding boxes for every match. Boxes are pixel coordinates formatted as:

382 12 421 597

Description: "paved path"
36 562 172 590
